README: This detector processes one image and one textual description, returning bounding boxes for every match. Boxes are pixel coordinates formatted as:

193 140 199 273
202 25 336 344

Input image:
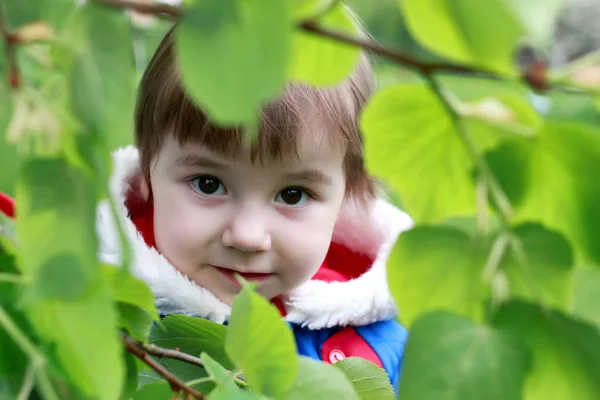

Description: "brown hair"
135 25 376 202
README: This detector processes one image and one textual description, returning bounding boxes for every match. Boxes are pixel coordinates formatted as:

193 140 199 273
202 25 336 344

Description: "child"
2 23 414 391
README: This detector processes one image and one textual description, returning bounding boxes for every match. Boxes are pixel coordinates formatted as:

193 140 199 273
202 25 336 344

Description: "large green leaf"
501 223 574 310
334 357 395 400
361 83 500 223
485 122 600 264
387 226 489 327
226 285 298 396
177 0 292 125
492 300 600 399
282 357 359 400
569 266 600 329
399 0 523 74
16 158 98 300
399 311 530 400
67 3 136 149
26 280 124 400
288 2 361 85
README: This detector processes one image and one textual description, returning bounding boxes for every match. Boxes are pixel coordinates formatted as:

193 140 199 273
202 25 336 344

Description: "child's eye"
190 176 227 196
275 187 310 206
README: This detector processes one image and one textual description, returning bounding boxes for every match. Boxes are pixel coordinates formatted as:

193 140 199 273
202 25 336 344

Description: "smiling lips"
212 265 272 283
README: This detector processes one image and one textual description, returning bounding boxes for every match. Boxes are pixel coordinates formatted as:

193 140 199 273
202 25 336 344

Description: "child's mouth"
212 265 273 284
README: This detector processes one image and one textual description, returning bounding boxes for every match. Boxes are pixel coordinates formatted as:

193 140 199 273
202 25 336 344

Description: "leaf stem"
121 334 206 399
424 75 514 227
17 364 36 400
185 377 214 387
0 272 27 284
0 306 60 400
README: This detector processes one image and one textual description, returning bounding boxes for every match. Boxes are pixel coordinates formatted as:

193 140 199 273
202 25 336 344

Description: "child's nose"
221 206 271 253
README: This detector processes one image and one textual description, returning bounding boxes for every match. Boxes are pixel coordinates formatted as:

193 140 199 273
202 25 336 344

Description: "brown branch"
95 0 181 18
121 334 205 399
94 0 551 92
140 342 206 369
0 4 20 88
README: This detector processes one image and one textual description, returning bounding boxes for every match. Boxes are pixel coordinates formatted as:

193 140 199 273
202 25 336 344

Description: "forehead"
165 123 347 170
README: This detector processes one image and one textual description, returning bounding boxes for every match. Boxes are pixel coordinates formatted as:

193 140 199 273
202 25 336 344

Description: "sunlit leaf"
399 0 524 74
502 223 574 310
288 3 361 85
361 83 500 223
387 226 489 327
132 381 172 400
485 122 600 264
569 265 600 329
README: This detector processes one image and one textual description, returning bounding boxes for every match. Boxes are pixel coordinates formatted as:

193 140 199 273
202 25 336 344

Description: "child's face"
146 131 347 305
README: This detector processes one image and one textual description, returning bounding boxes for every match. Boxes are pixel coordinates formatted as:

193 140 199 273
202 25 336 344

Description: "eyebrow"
173 154 230 171
173 154 332 185
284 170 332 186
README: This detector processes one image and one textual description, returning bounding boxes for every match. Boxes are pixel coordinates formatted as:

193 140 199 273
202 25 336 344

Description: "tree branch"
121 334 205 399
139 341 206 369
95 0 181 18
0 4 20 88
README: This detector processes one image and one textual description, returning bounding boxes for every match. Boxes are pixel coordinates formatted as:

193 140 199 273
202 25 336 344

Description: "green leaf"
569 265 600 329
492 300 600 399
149 314 229 389
485 122 600 264
288 3 361 85
177 0 292 124
387 226 489 327
102 264 158 319
399 311 530 400
502 223 574 310
26 280 124 400
361 83 500 223
334 357 395 400
150 314 232 369
226 285 298 396
2 0 76 31
501 0 564 48
15 158 98 299
202 353 236 389
119 352 138 400
399 0 523 74
282 357 359 400
118 303 154 342
0 86 19 197
132 381 172 400
67 3 136 149
209 385 260 400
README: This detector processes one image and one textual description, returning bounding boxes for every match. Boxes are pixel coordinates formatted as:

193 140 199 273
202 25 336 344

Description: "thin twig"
121 334 206 399
17 364 36 400
140 341 206 369
95 0 181 18
0 273 27 284
0 3 20 88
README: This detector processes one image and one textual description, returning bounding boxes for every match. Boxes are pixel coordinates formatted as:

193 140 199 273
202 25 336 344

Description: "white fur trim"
96 146 231 323
96 146 413 328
